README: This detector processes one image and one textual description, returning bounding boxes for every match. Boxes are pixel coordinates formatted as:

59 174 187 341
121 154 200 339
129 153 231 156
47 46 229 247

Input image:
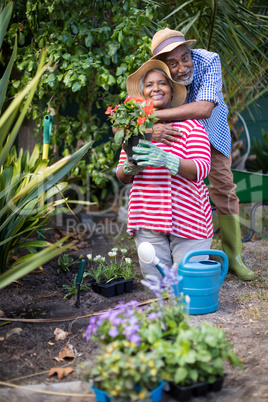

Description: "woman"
116 59 213 279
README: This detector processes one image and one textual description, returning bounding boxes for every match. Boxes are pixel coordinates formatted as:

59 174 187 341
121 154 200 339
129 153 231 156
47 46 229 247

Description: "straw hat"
126 59 186 107
151 28 196 58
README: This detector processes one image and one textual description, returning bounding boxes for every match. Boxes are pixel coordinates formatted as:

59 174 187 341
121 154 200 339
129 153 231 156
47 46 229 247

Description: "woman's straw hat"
126 59 186 107
151 28 196 58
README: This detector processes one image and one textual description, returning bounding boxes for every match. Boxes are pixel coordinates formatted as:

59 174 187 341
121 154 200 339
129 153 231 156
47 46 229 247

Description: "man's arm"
151 101 214 145
156 100 214 121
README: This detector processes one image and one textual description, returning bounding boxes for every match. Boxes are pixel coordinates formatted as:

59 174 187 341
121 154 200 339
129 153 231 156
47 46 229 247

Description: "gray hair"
140 69 175 97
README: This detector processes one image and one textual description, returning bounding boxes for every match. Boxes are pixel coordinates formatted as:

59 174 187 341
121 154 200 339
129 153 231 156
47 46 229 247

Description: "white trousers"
134 229 212 280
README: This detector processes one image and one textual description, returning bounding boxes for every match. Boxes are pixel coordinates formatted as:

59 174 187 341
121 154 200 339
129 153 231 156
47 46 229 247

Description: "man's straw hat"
126 59 186 107
151 28 196 58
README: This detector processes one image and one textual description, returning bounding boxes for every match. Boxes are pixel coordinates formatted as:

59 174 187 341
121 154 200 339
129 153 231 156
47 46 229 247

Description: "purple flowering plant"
84 300 145 345
84 262 187 351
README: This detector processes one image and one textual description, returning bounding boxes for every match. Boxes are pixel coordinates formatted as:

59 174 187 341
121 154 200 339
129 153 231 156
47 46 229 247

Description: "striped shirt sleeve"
173 120 211 182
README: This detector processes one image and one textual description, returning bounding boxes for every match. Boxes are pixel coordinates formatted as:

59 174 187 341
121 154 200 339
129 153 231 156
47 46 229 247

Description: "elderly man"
148 28 254 280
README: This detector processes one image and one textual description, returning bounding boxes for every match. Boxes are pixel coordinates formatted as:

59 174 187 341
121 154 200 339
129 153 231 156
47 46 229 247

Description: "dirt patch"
0 217 267 401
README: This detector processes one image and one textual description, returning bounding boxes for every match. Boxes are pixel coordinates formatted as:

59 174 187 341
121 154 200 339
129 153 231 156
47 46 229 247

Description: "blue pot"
91 381 165 402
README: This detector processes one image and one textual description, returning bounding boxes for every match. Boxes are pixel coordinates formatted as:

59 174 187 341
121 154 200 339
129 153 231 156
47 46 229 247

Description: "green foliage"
2 0 156 198
247 129 268 173
79 295 242 396
79 341 164 401
0 139 92 275
158 322 243 386
57 253 74 274
0 3 93 286
62 275 89 299
85 248 136 283
155 0 268 115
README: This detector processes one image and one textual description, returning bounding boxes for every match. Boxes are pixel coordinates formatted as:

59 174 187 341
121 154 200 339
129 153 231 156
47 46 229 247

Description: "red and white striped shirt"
117 119 213 239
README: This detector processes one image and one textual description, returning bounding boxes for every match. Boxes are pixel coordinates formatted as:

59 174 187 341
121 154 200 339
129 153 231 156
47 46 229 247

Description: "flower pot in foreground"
169 382 194 401
91 381 165 402
168 375 225 400
209 375 226 392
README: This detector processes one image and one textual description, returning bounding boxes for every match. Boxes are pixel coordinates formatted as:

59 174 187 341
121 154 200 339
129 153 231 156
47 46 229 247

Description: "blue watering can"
179 249 228 315
138 243 228 315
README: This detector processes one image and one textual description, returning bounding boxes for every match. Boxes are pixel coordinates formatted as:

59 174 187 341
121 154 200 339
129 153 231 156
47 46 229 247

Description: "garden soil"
0 214 267 402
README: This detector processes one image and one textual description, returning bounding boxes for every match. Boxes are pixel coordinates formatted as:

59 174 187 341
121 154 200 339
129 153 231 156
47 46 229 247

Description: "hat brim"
126 59 186 108
151 39 196 59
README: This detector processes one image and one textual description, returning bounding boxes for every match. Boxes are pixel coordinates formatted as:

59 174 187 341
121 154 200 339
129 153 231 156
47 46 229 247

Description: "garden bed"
0 215 267 401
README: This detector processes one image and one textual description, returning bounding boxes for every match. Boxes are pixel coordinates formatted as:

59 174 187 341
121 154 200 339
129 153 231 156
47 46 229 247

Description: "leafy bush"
0 3 92 287
2 0 156 202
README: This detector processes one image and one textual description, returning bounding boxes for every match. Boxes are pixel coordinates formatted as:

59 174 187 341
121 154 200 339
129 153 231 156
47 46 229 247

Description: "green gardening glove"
133 140 181 176
122 159 146 175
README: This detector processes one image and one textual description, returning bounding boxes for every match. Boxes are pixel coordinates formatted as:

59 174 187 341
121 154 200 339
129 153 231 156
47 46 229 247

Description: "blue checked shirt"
186 49 231 158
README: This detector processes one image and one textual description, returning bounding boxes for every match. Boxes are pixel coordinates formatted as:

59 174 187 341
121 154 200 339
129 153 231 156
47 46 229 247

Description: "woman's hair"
140 69 174 97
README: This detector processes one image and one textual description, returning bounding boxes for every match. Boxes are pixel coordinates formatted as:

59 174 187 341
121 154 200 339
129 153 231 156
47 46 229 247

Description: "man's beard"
174 68 194 86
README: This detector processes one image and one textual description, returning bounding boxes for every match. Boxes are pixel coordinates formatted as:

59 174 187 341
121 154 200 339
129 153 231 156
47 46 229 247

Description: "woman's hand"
133 140 181 176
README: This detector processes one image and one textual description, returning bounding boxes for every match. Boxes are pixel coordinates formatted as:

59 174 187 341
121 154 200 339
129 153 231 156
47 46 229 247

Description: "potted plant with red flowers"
105 96 158 164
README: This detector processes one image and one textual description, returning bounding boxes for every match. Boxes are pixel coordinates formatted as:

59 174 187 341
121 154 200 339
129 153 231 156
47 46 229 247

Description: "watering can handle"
179 249 228 286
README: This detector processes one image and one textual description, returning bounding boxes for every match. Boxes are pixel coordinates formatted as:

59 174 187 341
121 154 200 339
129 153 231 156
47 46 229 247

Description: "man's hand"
152 122 182 146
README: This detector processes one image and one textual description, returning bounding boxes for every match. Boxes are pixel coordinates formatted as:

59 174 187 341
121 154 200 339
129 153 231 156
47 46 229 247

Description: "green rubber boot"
218 214 255 280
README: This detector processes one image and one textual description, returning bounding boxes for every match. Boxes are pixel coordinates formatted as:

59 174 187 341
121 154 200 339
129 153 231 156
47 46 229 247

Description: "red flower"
124 96 133 103
137 116 146 125
142 104 154 116
133 97 145 103
105 106 113 115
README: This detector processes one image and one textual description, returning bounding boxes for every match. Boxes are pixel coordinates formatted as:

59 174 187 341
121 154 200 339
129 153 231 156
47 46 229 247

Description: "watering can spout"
137 242 183 296
137 242 164 277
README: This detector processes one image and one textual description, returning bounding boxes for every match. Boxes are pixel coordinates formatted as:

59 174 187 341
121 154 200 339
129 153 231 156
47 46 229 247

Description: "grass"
236 291 268 304
235 289 268 321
